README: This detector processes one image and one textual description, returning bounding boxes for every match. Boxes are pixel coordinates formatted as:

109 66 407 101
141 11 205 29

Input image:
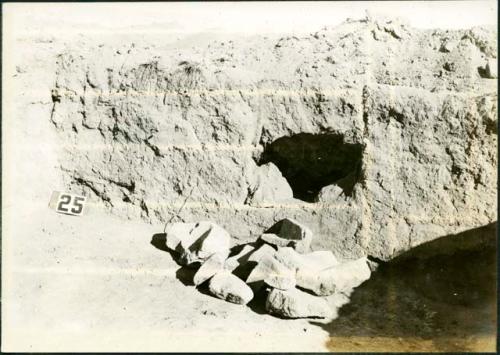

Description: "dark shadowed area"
314 222 497 352
258 133 363 202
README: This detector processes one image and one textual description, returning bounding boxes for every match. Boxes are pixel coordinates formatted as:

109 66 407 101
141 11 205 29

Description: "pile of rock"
164 218 372 319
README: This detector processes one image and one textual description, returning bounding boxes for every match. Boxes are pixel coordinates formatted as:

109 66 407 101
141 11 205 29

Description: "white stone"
165 222 198 253
273 247 306 271
208 271 254 305
193 252 226 286
175 221 231 266
297 257 371 296
315 184 344 202
247 253 295 290
265 288 333 319
302 250 340 270
247 163 293 207
247 243 276 263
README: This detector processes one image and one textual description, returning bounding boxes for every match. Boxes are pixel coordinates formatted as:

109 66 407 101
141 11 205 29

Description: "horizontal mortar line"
86 202 360 210
53 88 361 98
61 142 366 151
62 144 261 151
403 216 489 226
50 87 496 99
372 81 498 95
9 266 177 277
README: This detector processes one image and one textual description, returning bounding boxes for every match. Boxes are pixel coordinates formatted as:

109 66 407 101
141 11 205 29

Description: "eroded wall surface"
46 18 497 260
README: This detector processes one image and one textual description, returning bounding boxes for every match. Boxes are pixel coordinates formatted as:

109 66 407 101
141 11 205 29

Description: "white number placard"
49 191 87 216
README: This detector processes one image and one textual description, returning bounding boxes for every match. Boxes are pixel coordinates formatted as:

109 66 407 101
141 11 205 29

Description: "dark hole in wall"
257 133 363 202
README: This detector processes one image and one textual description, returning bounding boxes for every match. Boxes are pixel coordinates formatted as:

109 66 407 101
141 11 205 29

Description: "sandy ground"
3 207 334 352
2 199 496 352
3 198 495 352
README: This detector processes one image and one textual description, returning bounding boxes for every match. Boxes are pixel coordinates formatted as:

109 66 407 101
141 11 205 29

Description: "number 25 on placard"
49 191 87 216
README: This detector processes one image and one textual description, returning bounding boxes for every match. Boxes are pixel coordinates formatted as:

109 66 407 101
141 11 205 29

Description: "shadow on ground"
151 224 497 351
313 222 497 352
151 232 198 286
150 233 269 311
